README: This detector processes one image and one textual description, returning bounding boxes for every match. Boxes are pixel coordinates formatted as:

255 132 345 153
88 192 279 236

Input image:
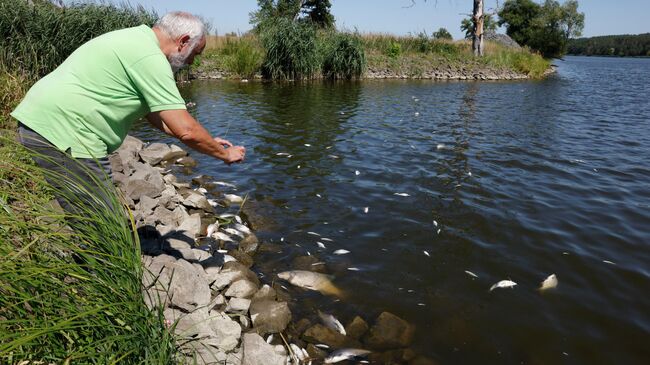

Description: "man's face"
169 36 206 73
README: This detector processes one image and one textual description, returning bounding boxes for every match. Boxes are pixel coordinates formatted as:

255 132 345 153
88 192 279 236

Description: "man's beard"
169 46 193 73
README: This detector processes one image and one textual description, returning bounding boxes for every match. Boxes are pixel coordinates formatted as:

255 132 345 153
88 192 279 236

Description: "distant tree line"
567 33 650 57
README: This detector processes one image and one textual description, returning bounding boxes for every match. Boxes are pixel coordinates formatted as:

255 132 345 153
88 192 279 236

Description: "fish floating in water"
363 207 369 213
423 250 430 257
539 274 558 291
307 231 321 236
317 242 326 249
394 193 410 197
489 280 517 292
464 270 478 278
223 194 244 205
233 223 251 236
277 270 343 297
324 348 371 364
213 181 237 189
355 170 360 176
333 249 350 255
318 310 346 335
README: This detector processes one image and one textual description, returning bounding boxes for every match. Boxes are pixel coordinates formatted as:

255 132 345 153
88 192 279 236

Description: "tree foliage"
460 14 497 40
433 27 453 40
498 0 584 58
251 0 334 30
567 33 650 57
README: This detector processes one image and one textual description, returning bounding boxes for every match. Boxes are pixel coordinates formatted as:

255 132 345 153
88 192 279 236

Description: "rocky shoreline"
110 136 436 365
191 65 555 82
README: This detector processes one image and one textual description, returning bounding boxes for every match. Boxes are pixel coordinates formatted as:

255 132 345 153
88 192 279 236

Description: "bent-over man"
11 11 245 213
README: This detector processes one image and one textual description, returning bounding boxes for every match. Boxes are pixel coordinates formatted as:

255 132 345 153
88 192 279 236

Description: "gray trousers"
17 123 118 215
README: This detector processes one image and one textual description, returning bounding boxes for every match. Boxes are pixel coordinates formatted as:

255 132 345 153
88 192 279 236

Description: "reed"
259 18 320 80
0 137 176 363
320 31 366 80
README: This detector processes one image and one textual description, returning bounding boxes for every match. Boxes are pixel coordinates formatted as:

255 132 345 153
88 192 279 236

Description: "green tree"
498 0 584 57
461 13 497 39
433 27 453 40
301 0 335 29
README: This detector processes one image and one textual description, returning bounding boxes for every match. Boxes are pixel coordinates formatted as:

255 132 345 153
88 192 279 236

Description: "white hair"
154 11 207 50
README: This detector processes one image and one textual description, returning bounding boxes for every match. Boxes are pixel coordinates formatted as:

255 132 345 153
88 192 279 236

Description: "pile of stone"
110 136 436 365
110 136 292 364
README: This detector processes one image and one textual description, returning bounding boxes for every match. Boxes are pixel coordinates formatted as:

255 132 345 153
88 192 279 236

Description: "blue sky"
129 0 647 39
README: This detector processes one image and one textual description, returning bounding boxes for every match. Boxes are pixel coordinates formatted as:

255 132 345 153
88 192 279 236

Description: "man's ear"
177 34 191 51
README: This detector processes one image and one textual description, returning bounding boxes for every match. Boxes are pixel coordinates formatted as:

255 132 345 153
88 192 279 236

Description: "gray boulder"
249 300 291 335
139 142 171 166
208 311 242 351
239 234 259 254
178 213 202 239
166 260 211 312
224 279 258 298
241 333 286 365
226 298 251 313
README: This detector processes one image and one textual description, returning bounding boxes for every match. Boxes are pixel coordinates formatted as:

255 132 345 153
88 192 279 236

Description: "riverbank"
115 135 437 364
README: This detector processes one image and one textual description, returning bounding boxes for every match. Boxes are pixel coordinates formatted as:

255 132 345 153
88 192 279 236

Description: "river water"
133 56 650 364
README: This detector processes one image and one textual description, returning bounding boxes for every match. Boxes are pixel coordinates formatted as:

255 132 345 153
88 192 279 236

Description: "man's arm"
146 110 245 164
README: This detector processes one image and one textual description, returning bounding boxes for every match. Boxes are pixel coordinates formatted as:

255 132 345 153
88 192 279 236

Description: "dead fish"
194 187 208 194
363 207 369 213
212 232 234 242
321 238 333 242
602 260 616 265
436 143 446 150
276 152 291 156
277 270 343 297
433 220 438 227
206 223 219 238
234 223 251 235
290 343 305 361
219 213 236 219
324 348 371 364
266 334 274 344
539 274 558 291
213 181 237 188
394 192 410 197
235 215 243 224
317 242 326 249
223 254 236 263
464 270 478 278
315 344 330 349
224 194 244 205
207 199 219 207
224 227 245 238
347 267 360 271
318 310 346 335
307 231 321 236
355 170 360 176
333 249 350 255
304 143 311 147
423 250 430 257
489 280 517 292
328 155 339 159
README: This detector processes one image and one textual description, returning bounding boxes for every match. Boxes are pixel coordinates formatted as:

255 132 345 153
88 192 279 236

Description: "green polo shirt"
11 25 186 158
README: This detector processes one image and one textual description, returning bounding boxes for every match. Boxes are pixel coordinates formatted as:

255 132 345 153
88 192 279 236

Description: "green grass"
0 137 177 364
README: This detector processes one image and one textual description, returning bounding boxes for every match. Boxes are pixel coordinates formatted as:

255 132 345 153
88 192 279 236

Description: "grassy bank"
0 1 177 363
195 32 550 80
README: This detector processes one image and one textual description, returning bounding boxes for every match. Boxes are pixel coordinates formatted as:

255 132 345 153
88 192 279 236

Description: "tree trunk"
472 0 484 56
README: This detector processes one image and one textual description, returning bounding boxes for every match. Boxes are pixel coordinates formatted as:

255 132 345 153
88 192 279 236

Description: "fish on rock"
224 227 244 239
539 274 558 291
324 348 371 364
206 223 219 238
277 270 343 297
234 223 251 236
489 280 517 292
212 232 234 242
318 310 346 335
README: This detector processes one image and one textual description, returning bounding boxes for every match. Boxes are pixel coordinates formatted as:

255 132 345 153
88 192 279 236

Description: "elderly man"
11 12 244 213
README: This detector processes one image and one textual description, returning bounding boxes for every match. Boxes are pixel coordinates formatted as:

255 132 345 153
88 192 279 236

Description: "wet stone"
363 311 415 350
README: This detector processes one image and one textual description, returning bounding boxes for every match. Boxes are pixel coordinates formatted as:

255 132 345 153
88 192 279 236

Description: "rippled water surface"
134 56 650 364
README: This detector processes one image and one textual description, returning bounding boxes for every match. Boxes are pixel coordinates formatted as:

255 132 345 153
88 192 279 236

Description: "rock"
164 144 188 161
116 135 144 168
345 316 369 340
369 348 417 364
108 153 125 173
211 270 244 291
172 206 190 226
249 300 291 335
302 324 358 348
178 213 202 239
137 195 159 215
223 194 244 205
165 307 213 338
162 235 193 251
222 261 260 286
208 311 242 352
363 312 415 350
227 250 254 268
251 284 276 303
152 206 175 226
238 234 259 254
241 333 286 365
183 191 214 212
166 259 211 312
139 142 171 165
158 185 179 209
176 156 197 167
408 355 440 365
192 248 211 262
125 179 161 200
305 343 328 359
224 279 258 298
226 297 251 313
176 248 197 261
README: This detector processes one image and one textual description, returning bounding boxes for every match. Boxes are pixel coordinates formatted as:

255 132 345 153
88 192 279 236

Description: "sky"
127 0 647 40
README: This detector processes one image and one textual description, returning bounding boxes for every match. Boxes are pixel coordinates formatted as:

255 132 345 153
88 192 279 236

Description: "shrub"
385 41 402 58
321 32 366 80
223 37 264 79
259 18 320 80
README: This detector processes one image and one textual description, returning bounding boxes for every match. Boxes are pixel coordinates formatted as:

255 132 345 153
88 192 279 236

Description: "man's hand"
224 146 246 164
214 137 233 147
